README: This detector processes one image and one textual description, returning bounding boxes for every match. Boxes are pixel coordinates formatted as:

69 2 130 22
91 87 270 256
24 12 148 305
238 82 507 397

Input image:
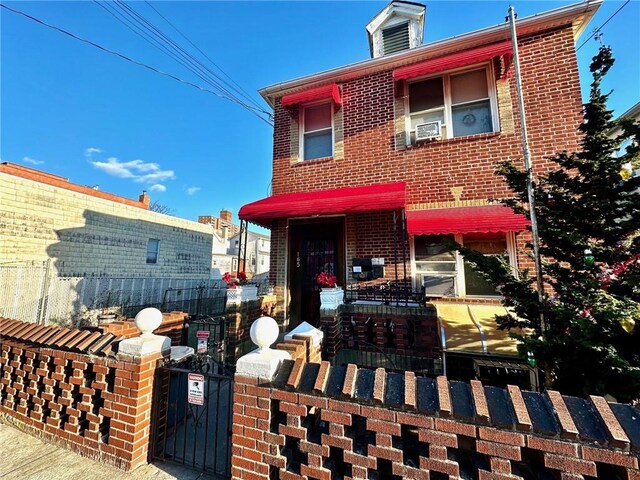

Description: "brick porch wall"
0 318 169 471
231 358 639 479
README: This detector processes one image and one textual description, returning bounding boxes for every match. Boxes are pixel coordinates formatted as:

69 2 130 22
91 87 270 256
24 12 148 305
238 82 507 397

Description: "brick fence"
231 356 640 479
0 317 169 471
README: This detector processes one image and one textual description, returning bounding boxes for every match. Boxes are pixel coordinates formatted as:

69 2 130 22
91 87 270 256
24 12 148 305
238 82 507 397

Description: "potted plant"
224 271 258 305
316 272 343 310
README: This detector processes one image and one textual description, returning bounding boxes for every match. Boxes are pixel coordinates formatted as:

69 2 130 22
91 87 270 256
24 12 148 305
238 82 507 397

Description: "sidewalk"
0 421 215 480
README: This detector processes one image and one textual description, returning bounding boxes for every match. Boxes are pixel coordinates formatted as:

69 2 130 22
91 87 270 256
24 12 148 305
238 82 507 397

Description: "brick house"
239 1 600 380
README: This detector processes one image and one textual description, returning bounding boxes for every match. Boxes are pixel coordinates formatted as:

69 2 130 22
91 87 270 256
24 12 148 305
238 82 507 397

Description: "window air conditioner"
422 274 456 297
415 121 441 141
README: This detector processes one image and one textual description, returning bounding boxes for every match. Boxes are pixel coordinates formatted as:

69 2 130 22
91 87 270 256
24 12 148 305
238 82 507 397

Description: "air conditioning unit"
415 121 441 141
422 274 456 297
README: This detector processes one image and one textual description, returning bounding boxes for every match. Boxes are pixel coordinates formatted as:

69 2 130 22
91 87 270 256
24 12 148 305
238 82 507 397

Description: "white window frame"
146 238 160 264
300 100 334 161
404 62 499 145
410 231 517 298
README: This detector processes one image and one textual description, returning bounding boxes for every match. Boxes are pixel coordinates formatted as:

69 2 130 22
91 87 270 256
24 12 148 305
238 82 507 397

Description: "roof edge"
260 0 602 108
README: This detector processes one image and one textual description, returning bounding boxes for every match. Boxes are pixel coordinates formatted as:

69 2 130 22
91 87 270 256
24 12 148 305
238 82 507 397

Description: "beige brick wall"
0 173 213 278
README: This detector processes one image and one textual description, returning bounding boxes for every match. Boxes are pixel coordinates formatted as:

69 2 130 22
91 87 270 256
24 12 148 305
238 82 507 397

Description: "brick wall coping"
262 359 640 454
0 318 121 357
0 162 147 210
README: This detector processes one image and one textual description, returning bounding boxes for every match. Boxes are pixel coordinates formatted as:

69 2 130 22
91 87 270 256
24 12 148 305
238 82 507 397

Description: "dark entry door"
289 219 344 329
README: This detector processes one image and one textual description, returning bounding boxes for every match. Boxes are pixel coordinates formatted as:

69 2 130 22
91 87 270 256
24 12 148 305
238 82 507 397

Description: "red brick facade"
260 24 584 323
231 352 640 480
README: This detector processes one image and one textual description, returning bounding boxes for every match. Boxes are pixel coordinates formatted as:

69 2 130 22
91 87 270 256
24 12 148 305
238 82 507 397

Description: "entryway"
288 218 345 329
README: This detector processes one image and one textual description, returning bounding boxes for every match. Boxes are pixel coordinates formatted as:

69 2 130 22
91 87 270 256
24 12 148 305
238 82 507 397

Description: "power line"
0 2 273 126
144 0 266 113
577 0 630 51
106 0 270 117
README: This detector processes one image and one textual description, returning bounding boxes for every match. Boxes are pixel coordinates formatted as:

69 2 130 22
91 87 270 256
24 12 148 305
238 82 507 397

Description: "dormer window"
383 22 410 55
366 1 425 59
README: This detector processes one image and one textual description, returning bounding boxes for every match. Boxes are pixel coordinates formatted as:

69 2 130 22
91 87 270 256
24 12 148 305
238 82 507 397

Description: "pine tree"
459 46 640 402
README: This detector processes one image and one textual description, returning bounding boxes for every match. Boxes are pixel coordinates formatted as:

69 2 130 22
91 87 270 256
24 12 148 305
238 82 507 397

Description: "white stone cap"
284 321 324 347
119 335 171 357
236 348 291 380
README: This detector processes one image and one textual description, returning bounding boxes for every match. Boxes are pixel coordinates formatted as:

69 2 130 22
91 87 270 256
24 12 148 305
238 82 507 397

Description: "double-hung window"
146 239 160 264
413 232 513 297
301 102 333 160
407 65 496 144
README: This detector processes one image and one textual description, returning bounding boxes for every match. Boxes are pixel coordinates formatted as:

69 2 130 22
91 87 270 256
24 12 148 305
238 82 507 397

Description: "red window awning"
393 41 512 81
239 182 406 228
406 205 529 235
281 84 341 108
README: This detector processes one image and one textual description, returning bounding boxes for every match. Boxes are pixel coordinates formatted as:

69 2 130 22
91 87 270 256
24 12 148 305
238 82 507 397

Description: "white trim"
404 62 498 145
260 0 602 107
412 231 519 299
299 100 334 161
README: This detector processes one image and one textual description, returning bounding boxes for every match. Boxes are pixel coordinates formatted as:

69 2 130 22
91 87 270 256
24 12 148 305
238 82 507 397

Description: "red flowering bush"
223 271 249 288
316 272 337 288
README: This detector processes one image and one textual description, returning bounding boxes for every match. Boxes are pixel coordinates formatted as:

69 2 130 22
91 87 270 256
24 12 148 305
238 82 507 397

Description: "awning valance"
393 41 512 81
239 182 406 228
281 84 341 108
407 205 529 235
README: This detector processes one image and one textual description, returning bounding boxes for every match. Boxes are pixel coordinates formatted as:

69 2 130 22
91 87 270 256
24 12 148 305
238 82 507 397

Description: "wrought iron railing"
344 281 424 305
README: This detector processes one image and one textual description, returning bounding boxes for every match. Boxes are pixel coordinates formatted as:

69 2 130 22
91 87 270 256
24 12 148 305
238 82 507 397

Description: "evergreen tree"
459 46 640 401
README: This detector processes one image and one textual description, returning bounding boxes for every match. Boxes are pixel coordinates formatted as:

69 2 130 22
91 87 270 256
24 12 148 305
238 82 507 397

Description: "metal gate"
151 362 234 477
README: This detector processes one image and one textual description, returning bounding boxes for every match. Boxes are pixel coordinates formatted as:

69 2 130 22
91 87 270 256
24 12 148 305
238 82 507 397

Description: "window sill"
291 156 334 167
406 131 502 150
427 296 503 305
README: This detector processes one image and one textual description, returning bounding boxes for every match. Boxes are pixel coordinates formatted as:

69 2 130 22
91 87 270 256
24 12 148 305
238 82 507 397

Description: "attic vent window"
383 22 410 55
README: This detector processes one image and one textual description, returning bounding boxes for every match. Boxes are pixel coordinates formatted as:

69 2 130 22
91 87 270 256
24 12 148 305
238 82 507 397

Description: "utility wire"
577 0 630 51
109 0 269 117
0 2 273 126
144 0 266 113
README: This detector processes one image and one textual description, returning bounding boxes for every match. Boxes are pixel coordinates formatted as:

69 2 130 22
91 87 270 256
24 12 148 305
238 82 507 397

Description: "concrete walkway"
0 421 216 480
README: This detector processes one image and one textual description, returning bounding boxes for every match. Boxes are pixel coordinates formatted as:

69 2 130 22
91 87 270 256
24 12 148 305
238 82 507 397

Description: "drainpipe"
508 6 546 334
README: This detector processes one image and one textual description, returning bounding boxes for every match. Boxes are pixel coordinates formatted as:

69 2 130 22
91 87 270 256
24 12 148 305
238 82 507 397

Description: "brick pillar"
320 308 341 357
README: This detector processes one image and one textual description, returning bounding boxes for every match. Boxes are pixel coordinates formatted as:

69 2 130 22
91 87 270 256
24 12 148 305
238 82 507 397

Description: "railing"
344 281 424 306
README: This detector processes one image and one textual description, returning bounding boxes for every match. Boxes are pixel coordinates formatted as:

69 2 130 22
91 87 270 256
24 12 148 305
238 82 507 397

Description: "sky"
2 1 639 232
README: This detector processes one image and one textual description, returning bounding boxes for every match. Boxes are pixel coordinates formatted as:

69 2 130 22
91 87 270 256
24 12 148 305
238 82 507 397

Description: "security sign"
196 330 210 354
187 373 205 405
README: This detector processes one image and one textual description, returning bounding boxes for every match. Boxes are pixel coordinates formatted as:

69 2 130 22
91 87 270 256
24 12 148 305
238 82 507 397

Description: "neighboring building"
611 101 640 162
228 230 271 277
210 230 234 279
0 162 214 323
239 0 600 359
198 209 240 237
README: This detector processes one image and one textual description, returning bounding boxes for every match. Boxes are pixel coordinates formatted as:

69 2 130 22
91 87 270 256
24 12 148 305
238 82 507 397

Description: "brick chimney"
139 190 150 208
220 209 232 222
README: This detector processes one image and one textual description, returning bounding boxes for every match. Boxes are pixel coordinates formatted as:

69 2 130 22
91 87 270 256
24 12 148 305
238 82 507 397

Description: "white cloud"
22 156 44 165
150 184 167 192
91 157 175 184
85 147 102 158
186 187 201 196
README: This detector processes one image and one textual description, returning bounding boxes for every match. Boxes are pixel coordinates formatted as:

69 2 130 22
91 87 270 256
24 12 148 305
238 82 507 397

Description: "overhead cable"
0 2 273 126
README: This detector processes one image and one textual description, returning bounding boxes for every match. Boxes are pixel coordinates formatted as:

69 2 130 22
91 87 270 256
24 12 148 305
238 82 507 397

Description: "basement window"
146 239 160 264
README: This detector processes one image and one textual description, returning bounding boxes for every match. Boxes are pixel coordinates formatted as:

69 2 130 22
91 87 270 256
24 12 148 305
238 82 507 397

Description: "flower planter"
226 285 258 306
320 287 344 310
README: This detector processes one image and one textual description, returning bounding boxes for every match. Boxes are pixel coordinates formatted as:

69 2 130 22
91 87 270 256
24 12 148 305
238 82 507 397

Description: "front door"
288 218 345 329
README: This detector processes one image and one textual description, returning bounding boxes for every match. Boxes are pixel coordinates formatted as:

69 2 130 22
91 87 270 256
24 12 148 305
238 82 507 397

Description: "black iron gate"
151 362 234 477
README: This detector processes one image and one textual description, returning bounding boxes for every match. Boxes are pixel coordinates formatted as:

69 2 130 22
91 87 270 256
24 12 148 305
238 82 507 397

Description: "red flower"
316 272 337 288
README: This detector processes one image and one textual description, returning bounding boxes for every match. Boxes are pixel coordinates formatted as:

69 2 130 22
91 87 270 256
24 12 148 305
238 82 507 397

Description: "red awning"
406 205 529 235
239 183 406 228
281 84 341 108
393 41 512 81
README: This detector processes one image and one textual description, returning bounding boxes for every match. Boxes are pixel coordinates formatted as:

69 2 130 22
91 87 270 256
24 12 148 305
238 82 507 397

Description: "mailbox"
352 258 385 281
